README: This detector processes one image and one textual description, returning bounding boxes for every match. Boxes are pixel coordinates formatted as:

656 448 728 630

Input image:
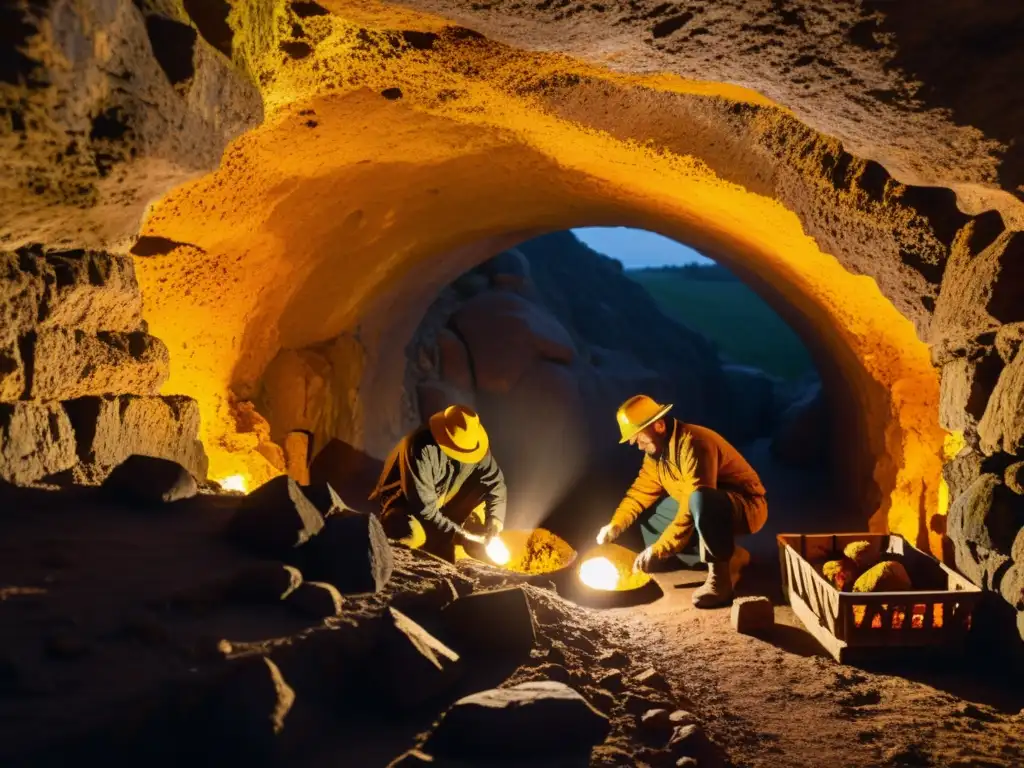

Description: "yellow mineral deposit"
579 557 621 591
485 536 512 566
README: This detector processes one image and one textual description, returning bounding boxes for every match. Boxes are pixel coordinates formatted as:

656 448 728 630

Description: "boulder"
373 608 461 710
730 596 775 634
287 581 345 620
437 328 474 392
423 681 610 759
294 509 393 594
639 708 673 742
64 395 208 482
438 587 537 658
943 450 984 501
37 250 143 333
29 329 169 401
979 350 1024 456
226 476 326 558
596 649 629 669
451 291 575 394
308 439 384 511
947 474 1023 554
225 562 304 604
100 455 197 504
634 668 671 693
939 353 1004 433
0 403 77 484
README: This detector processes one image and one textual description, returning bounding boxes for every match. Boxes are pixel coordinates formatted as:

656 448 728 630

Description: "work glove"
633 546 656 574
485 517 503 540
596 523 621 546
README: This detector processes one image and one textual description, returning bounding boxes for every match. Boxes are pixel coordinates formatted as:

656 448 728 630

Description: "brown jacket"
610 421 767 557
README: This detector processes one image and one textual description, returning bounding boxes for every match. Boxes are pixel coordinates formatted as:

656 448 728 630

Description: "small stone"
44 632 90 660
623 692 674 716
597 668 624 692
676 758 699 767
287 581 344 619
226 562 303 604
585 687 615 715
669 710 698 727
730 595 775 634
640 708 674 741
635 667 671 693
597 648 628 668
669 724 709 758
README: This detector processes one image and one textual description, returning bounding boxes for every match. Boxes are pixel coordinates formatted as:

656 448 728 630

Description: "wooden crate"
777 533 982 663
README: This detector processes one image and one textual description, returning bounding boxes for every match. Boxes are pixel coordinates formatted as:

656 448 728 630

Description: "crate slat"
776 533 980 662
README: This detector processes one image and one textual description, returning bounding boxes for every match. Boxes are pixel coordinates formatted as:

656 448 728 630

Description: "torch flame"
579 557 620 591
485 536 511 566
218 474 248 493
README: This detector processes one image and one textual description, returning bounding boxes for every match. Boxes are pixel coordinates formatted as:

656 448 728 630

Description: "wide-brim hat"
429 404 489 464
617 395 673 444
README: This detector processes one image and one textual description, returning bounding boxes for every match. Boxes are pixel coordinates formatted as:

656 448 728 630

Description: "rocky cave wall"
0 0 1021 638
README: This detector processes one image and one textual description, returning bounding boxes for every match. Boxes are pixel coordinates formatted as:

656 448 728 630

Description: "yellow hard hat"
429 404 489 464
615 395 673 444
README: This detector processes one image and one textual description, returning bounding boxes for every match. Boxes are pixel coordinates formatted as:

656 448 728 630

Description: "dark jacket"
370 425 507 534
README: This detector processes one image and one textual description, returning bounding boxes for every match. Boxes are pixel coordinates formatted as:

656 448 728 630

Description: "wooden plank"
789 589 848 663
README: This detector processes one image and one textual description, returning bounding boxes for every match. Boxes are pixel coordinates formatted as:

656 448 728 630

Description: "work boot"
692 560 733 608
729 545 751 589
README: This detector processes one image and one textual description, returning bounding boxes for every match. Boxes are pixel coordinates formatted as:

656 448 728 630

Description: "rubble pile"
0 476 725 768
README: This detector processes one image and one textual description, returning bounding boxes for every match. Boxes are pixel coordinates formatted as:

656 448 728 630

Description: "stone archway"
3 0 1022 639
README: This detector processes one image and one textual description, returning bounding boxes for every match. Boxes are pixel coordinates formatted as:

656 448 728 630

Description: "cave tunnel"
3 1 1024 765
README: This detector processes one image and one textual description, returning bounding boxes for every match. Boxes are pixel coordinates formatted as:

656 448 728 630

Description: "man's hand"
633 546 656 574
484 517 503 541
596 523 621 546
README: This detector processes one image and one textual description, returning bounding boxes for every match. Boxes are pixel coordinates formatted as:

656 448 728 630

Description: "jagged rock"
0 403 77 484
29 329 169 401
635 668 671 693
639 708 673 742
979 349 1024 456
307 439 384 511
452 290 576 394
294 509 393 594
622 692 675 717
669 723 710 759
943 451 984 501
197 656 295 765
437 328 474 391
374 608 461 709
731 596 775 634
996 323 1024 364
940 353 1004 433
287 581 344 619
948 474 1023 555
226 476 325 558
225 562 304 604
390 577 460 620
597 649 629 669
438 586 537 658
64 395 208 483
596 669 624 693
100 455 197 504
423 681 610 758
676 758 699 768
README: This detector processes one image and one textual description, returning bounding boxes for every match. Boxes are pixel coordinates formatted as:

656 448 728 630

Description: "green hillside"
628 268 814 381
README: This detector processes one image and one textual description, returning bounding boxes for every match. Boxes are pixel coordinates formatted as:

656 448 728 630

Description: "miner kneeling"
370 404 507 562
596 395 768 608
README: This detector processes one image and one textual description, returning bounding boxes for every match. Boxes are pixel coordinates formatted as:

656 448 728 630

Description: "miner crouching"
596 394 767 608
370 404 507 562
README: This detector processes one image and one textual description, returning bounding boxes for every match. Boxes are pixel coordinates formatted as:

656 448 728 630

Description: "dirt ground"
613 563 1024 768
